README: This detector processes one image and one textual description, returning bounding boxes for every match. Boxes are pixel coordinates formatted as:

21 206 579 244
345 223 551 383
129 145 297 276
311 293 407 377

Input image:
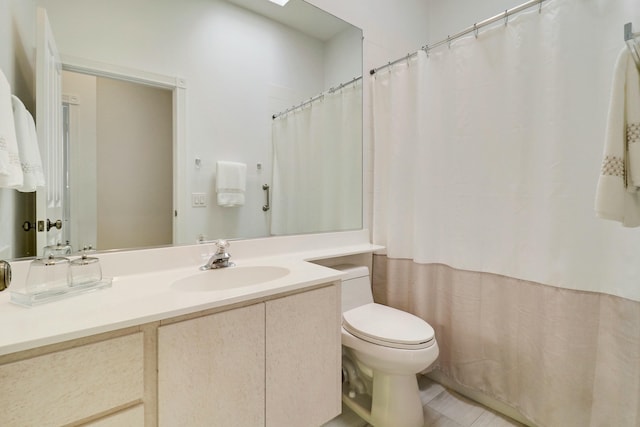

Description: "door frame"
60 55 187 246
35 7 64 256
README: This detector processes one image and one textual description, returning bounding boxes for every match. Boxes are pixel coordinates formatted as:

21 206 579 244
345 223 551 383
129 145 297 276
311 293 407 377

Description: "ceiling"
225 0 352 41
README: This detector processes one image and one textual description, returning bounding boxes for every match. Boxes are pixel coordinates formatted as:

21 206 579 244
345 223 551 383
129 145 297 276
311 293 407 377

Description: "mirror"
13 0 363 258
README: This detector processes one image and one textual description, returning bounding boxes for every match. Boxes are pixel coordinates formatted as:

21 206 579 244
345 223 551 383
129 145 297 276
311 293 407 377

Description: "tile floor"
324 376 525 427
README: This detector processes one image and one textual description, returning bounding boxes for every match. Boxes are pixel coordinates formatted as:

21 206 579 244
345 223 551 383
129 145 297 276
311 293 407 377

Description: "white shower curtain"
271 81 362 235
372 0 640 425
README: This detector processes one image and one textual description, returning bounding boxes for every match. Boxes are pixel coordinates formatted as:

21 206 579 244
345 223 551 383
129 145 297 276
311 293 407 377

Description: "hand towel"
595 48 640 227
12 95 45 192
216 161 246 207
0 70 23 188
626 57 640 187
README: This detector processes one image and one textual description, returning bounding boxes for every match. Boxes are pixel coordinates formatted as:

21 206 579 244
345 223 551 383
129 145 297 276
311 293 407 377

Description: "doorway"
62 71 173 251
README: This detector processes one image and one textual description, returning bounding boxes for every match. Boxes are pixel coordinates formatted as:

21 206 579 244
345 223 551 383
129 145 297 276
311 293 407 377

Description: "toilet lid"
342 303 435 350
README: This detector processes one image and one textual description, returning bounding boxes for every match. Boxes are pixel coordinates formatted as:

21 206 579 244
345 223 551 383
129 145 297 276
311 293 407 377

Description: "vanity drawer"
0 332 144 426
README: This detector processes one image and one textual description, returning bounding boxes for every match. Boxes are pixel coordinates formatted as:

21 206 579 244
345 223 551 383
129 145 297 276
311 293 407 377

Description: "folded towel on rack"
595 48 640 226
0 70 23 188
12 95 44 192
216 161 246 207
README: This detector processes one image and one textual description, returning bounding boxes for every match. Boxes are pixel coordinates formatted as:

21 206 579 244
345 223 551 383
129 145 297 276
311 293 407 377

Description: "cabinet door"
0 333 144 427
158 303 265 427
266 285 341 427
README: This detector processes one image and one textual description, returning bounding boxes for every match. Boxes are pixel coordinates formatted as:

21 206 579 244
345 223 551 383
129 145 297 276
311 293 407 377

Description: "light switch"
191 193 207 207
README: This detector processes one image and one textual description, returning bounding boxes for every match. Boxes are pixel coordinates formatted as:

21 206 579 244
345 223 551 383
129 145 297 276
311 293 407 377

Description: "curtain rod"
272 75 362 119
370 0 547 75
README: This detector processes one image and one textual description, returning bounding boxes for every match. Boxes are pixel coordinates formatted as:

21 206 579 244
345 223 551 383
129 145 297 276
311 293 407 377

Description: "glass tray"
10 278 113 307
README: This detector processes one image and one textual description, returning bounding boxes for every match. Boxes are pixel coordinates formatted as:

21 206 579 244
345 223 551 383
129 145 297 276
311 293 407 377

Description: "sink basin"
171 266 290 292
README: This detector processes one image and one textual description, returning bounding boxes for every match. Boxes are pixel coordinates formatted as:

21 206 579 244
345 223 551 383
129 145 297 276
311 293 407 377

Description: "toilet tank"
333 264 374 313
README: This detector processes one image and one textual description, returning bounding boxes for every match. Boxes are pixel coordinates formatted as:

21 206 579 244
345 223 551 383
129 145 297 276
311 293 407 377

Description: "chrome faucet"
201 240 234 270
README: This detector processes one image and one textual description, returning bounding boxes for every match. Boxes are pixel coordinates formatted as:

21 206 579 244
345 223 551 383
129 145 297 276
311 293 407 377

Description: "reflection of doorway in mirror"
62 71 173 251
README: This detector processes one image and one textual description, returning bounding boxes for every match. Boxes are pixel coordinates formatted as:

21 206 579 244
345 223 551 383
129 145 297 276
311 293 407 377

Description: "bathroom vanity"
0 231 380 426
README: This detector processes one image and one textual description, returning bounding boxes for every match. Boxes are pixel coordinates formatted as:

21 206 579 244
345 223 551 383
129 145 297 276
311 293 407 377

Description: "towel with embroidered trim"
595 48 640 226
0 69 23 188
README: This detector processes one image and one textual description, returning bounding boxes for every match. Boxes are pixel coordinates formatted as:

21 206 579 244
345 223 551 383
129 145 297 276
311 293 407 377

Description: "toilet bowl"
335 265 439 427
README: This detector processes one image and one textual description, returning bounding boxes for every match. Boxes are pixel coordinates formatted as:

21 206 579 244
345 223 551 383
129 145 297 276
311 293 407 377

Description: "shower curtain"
271 81 362 235
372 0 640 426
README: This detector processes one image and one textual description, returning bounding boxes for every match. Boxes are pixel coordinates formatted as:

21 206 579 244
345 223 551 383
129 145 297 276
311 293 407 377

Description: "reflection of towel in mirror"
0 70 23 188
12 95 44 192
216 161 246 207
595 48 640 226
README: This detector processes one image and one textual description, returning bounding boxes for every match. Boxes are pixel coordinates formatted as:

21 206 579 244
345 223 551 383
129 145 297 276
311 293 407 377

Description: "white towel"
595 48 640 227
0 70 23 188
216 161 246 207
627 58 640 187
12 95 45 192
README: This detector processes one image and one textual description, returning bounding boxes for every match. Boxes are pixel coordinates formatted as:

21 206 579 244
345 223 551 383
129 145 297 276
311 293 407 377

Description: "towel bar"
262 184 270 212
624 23 640 72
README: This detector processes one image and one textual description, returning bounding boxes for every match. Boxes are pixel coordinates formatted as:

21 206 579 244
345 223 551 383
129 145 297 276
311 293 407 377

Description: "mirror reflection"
19 0 363 258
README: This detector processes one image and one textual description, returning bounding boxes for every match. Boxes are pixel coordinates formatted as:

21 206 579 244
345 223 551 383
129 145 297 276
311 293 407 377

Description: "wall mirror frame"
6 0 364 260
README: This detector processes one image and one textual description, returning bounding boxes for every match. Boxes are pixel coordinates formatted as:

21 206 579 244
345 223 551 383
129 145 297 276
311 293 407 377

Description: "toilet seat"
342 303 435 350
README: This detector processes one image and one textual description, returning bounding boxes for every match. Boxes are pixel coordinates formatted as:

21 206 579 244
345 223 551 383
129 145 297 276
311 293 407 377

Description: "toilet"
335 265 439 427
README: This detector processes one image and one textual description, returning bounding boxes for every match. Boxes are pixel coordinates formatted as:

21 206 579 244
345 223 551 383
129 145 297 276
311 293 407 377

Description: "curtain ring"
504 10 509 26
447 36 451 49
474 23 479 38
424 44 430 58
538 0 543 13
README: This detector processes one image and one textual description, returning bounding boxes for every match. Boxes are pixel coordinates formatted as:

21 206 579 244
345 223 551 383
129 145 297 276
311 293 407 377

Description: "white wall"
0 0 35 103
324 26 362 88
306 0 430 70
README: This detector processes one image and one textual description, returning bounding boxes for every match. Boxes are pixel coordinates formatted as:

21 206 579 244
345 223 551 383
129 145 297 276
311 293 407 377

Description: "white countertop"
0 231 383 357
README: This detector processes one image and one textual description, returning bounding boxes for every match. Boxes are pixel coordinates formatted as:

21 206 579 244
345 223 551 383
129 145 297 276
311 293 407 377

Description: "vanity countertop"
0 233 382 357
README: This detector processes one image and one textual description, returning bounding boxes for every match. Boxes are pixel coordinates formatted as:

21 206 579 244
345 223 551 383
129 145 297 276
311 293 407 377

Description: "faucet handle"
201 239 233 270
214 239 229 253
